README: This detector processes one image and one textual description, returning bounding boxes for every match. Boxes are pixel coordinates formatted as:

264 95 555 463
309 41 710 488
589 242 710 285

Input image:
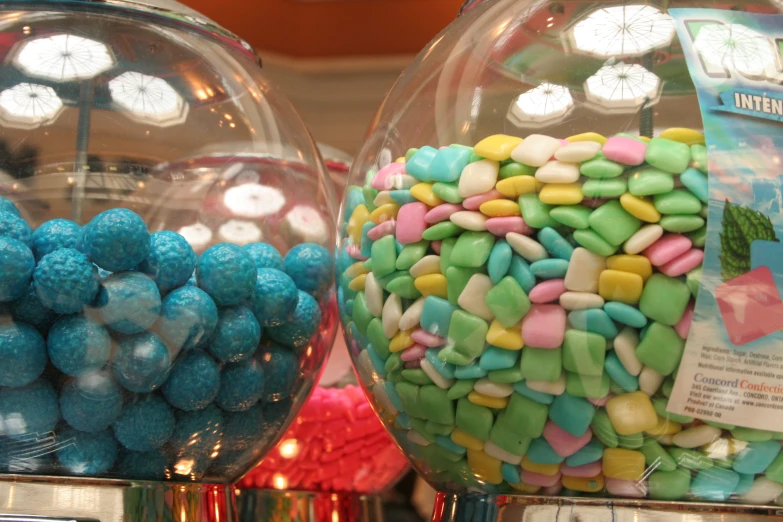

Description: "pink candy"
602 136 647 165
396 202 428 244
367 219 396 240
606 478 648 498
370 162 406 190
425 203 463 224
675 301 694 339
561 461 602 477
587 394 613 407
542 421 592 457
463 189 502 210
659 248 704 277
485 216 532 236
520 470 562 487
529 279 567 303
411 329 447 347
643 234 692 266
431 241 442 254
521 304 566 349
346 244 368 260
400 343 427 361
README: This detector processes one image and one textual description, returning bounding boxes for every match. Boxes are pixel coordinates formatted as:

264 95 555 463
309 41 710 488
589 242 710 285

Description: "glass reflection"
0 83 63 129
14 34 114 82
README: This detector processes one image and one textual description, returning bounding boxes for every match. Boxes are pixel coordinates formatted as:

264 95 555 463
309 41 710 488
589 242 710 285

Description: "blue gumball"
197 243 255 306
0 237 34 302
112 394 174 452
0 321 47 387
216 359 264 412
137 231 197 293
56 428 118 476
156 286 218 351
243 242 284 271
112 332 171 393
48 315 111 377
162 350 220 411
60 372 123 432
31 219 81 261
256 344 298 402
97 272 161 334
34 248 100 314
116 449 168 480
267 290 321 350
11 284 57 334
221 402 264 451
169 404 223 455
0 211 32 246
208 305 261 363
0 196 20 217
82 208 150 272
284 243 332 298
0 380 60 440
247 269 298 327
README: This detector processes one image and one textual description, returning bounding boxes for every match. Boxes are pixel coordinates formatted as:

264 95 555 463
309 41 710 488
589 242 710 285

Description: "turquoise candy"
501 462 521 484
566 439 605 467
538 227 574 261
390 190 417 205
680 167 709 204
425 348 456 379
429 147 471 182
604 302 647 328
512 380 554 404
568 309 619 338
436 435 467 455
384 381 404 410
604 351 639 392
488 240 513 284
395 412 411 429
454 360 488 379
344 187 365 223
480 345 520 370
360 221 375 257
732 440 781 474
548 392 595 437
366 345 388 376
735 473 755 495
421 297 457 336
527 437 565 464
508 255 536 293
530 258 569 279
406 146 438 179
691 468 740 501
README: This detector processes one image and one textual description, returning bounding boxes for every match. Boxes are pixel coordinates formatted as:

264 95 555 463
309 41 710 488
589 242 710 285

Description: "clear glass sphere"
337 0 782 504
0 0 337 484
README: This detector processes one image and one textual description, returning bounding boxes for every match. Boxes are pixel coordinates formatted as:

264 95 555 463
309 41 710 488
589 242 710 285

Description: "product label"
668 8 783 431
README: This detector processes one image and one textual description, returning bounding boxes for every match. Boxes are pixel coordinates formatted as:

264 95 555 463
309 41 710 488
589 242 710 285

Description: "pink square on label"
602 136 647 166
715 266 783 346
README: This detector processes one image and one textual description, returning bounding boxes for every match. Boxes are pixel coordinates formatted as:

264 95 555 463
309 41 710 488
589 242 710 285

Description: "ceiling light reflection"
569 5 674 58
0 83 63 129
507 82 573 126
15 34 114 82
584 62 661 112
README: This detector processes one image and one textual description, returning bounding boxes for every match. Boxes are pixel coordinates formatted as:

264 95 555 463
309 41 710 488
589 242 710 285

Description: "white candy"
374 190 394 207
554 141 602 163
614 327 642 376
527 372 566 395
559 291 605 310
535 160 580 183
372 382 398 416
564 248 606 293
458 274 495 321
510 134 562 167
407 430 431 446
638 366 664 396
506 232 548 262
458 159 499 197
382 294 402 338
474 378 513 398
399 297 425 331
364 273 383 317
450 211 488 231
483 441 523 465
410 255 441 278
672 425 721 449
420 358 454 390
740 477 783 505
390 173 417 190
623 224 664 254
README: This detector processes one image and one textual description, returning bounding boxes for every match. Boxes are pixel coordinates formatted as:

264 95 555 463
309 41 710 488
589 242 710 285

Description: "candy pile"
240 385 408 493
0 203 333 481
338 129 783 504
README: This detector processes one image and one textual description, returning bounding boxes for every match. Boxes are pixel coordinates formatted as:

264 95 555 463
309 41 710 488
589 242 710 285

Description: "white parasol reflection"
584 62 661 112
109 72 189 127
0 83 64 129
15 34 114 82
507 83 573 126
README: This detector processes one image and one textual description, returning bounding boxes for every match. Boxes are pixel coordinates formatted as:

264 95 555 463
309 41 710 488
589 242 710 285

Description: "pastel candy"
425 203 463 224
521 304 565 348
485 216 532 236
602 136 647 166
371 162 406 190
561 460 602 477
543 421 592 457
521 470 562 487
458 160 499 198
463 189 503 210
396 203 428 244
529 279 566 304
643 234 692 266
511 135 562 167
606 478 647 498
554 141 601 163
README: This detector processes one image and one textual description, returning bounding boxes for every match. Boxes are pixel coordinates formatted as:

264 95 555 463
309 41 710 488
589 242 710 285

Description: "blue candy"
137 231 197 293
11 284 57 333
565 439 605 467
604 301 647 328
436 435 467 455
0 380 59 440
480 345 519 371
538 227 574 260
421 296 456 336
116 449 168 480
428 147 471 182
691 468 740 501
0 196 19 216
57 428 117 476
244 242 284 271
568 308 619 338
247 269 298 327
425 348 456 378
157 286 218 351
548 392 595 437
47 314 111 377
406 146 438 180
209 305 261 363
267 290 321 349
216 359 265 412
0 211 32 246
454 360 488 379
733 440 781 474
501 462 521 484
31 219 81 261
508 255 536 293
512 380 554 404
366 344 388 377
360 221 374 258
680 167 709 204
169 404 223 455
222 402 264 451
527 437 565 464
530 258 569 279
197 243 255 306
60 372 123 432
162 350 220 411
34 248 99 314
113 394 174 452
389 190 416 205
488 240 512 284
0 321 47 387
82 209 150 272
112 332 171 393
0 237 34 301
98 272 161 334
284 243 332 299
257 344 298 402
604 351 639 392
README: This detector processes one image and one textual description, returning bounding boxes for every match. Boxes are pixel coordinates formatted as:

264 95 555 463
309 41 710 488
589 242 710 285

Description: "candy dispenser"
0 1 337 521
336 0 783 520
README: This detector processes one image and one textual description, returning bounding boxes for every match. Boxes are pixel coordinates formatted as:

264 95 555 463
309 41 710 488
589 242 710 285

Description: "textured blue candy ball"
259 397 292 437
116 449 168 480
112 332 171 393
216 359 265 412
197 243 255 306
48 315 111 377
157 286 218 351
0 237 34 302
60 372 123 432
0 211 32 246
34 248 100 314
208 305 261 363
56 428 118 476
0 380 59 440
82 209 150 272
247 269 298 327
222 403 264 451
162 350 220 411
169 403 223 455
97 272 161 334
137 231 197 293
112 394 174 451
284 243 332 298
267 290 321 350
11 284 57 334
0 196 19 217
244 242 284 271
257 344 298 402
31 219 81 261
0 321 47 387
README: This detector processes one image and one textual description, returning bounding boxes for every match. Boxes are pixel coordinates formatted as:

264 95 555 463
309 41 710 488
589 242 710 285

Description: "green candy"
687 267 702 298
588 200 641 246
617 431 644 449
404 148 418 161
402 368 434 385
489 417 532 455
396 240 430 270
649 469 691 500
488 365 524 384
352 293 373 335
505 392 548 439
410 418 437 442
485 276 531 328
432 182 464 204
688 226 707 248
468 151 483 163
590 409 618 448
639 274 690 326
691 144 708 173
765 452 783 482
386 275 421 299
456 398 493 441
705 421 736 430
438 345 476 365
580 157 625 179
668 448 713 470
628 168 675 196
422 221 463 241
645 137 691 174
731 427 774 442
448 310 489 359
519 193 558 228
446 266 485 305
385 352 403 373
367 319 391 359
450 231 494 268
363 185 379 211
550 205 592 229
440 237 458 274
640 438 677 471
566 371 610 398
582 178 627 198
371 235 397 278
654 189 702 215
420 385 455 425
562 329 606 377
520 347 562 383
447 379 476 400
652 397 693 424
660 215 705 233
572 229 617 256
387 369 403 383
662 378 674 397
635 322 684 376
396 382 426 419
425 421 454 436
499 162 535 179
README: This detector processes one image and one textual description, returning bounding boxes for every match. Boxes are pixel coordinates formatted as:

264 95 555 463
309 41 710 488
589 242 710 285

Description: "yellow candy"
509 482 541 494
700 438 748 459
389 329 415 353
467 391 509 409
606 391 658 435
347 204 370 245
479 199 521 217
606 254 653 282
539 183 584 205
645 415 682 436
496 176 538 198
369 203 399 224
395 157 406 163
603 448 645 480
410 183 444 206
620 193 661 223
562 474 605 493
474 134 523 161
565 132 607 145
486 320 523 350
344 261 369 278
451 428 485 451
520 457 560 476
467 449 504 485
660 127 705 145
598 269 644 305
414 273 448 298
347 274 367 292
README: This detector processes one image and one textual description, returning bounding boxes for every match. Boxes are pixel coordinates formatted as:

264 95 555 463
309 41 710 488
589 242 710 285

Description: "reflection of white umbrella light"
0 83 63 129
570 5 674 58
284 205 328 244
15 34 114 82
694 23 777 79
508 83 573 126
178 223 212 253
224 184 286 219
218 219 262 245
585 63 661 111
109 72 188 127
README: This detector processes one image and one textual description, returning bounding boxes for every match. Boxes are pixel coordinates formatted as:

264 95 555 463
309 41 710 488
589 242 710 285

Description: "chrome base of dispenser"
430 492 783 522
0 474 237 522
234 489 384 522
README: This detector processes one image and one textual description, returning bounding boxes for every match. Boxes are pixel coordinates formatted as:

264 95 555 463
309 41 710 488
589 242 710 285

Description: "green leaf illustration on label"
719 199 778 280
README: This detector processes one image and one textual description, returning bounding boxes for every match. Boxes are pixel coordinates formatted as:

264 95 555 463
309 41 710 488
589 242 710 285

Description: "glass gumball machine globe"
0 1 337 520
338 0 783 519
